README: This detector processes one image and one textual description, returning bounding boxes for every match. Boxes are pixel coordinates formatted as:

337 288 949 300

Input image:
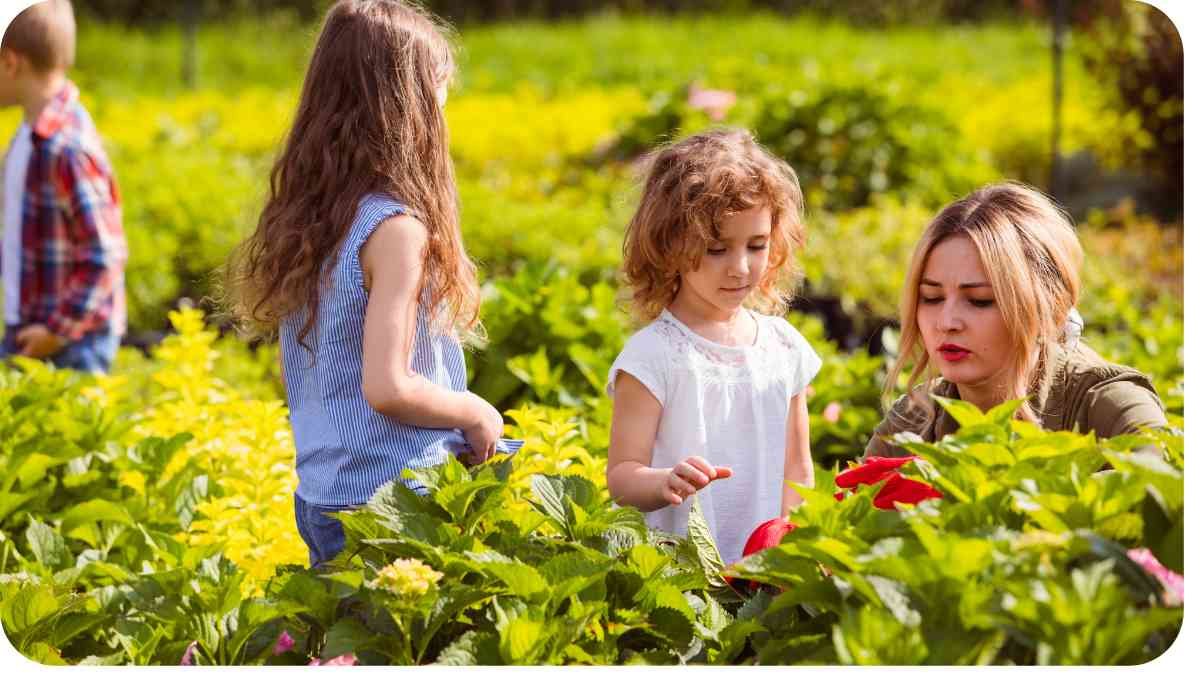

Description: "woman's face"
916 235 1014 400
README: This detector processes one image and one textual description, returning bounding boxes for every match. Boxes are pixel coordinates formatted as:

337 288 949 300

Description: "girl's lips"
720 285 750 293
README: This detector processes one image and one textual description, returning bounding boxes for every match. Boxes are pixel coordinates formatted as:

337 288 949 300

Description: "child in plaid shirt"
0 0 126 373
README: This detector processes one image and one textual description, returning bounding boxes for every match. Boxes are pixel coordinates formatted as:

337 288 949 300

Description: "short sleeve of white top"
606 309 822 564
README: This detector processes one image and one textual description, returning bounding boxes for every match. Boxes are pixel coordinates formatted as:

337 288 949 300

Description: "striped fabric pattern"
5 80 126 341
280 193 519 507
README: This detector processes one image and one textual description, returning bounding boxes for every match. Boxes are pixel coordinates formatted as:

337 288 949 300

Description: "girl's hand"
463 392 503 464
661 456 733 505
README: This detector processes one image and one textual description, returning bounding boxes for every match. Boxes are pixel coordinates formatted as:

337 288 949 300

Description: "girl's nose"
730 252 751 276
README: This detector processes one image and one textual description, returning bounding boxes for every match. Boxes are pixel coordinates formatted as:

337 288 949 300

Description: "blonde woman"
867 182 1166 458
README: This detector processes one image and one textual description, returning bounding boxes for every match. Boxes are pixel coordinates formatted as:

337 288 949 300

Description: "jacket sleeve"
45 147 126 342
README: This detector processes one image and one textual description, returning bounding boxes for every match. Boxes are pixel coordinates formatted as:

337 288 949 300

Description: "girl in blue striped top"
226 0 517 567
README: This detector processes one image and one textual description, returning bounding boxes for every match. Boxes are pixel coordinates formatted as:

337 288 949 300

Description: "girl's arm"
607 371 731 512
781 390 815 517
359 214 501 446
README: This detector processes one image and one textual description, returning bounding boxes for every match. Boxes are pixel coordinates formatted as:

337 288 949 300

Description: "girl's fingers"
667 473 695 498
675 461 712 488
712 465 734 480
685 456 718 479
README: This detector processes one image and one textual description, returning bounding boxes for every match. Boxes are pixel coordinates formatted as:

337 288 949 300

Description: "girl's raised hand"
662 456 733 505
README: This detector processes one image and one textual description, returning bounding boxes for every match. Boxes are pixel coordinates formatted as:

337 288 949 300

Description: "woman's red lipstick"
938 343 971 362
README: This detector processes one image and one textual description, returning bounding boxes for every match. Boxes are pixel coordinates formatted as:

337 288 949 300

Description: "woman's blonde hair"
885 181 1084 426
225 0 480 349
621 128 806 323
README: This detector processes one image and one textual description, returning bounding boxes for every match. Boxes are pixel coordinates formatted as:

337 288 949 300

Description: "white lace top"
606 308 822 564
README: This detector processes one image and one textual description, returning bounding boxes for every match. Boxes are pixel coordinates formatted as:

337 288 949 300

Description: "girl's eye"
970 299 996 308
706 248 727 256
748 244 767 251
919 296 943 305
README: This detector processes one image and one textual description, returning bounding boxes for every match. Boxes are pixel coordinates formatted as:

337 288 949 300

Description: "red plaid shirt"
6 79 126 340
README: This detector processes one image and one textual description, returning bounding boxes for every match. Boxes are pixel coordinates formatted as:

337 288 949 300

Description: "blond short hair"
621 128 806 324
885 181 1084 426
2 0 76 72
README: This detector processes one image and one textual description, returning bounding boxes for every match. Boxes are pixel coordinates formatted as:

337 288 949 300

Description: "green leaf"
932 395 985 428
436 630 482 665
2 583 58 634
627 544 670 580
60 499 134 533
22 642 67 665
983 397 1026 425
322 617 378 659
25 519 67 569
174 475 209 530
528 474 572 538
499 615 545 664
686 501 726 587
864 575 920 628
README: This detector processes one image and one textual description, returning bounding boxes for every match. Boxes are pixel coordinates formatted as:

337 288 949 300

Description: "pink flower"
180 641 198 666
687 83 737 121
822 401 843 423
273 630 295 655
309 653 358 666
1127 547 1183 606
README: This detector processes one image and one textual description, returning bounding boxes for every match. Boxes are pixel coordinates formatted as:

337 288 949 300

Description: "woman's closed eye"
969 298 995 308
919 295 943 305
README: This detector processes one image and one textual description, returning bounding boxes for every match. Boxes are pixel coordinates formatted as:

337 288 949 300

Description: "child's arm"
359 214 502 460
607 371 732 511
781 390 816 517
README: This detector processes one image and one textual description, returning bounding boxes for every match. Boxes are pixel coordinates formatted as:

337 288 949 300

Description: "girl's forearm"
608 460 673 512
780 454 815 516
366 374 480 430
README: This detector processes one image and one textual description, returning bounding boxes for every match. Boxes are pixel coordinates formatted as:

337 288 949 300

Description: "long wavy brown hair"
622 128 806 324
224 0 480 349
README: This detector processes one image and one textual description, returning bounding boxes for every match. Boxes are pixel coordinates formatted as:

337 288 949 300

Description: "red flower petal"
834 456 916 488
873 474 943 510
742 517 797 558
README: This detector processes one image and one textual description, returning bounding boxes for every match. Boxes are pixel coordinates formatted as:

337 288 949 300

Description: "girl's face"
916 234 1014 401
678 206 772 317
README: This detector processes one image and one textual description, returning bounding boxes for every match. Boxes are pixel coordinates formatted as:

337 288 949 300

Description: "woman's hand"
463 392 503 465
660 456 733 505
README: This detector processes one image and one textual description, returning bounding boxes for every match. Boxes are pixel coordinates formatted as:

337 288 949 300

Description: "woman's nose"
937 303 965 333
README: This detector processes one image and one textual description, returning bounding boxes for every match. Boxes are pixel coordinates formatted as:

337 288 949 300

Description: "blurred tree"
1025 0 1182 220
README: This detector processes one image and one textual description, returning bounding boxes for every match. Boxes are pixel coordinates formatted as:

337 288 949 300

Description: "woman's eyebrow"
919 279 992 288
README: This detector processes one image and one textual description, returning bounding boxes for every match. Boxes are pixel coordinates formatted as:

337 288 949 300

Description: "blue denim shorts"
293 492 353 568
1 325 119 374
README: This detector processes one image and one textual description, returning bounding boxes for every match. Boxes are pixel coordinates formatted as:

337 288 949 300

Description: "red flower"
835 456 942 510
742 517 797 559
729 517 797 592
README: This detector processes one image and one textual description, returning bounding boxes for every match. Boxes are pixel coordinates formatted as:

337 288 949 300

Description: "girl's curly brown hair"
621 128 806 324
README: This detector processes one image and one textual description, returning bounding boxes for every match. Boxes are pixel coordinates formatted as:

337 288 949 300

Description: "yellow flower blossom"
367 558 444 598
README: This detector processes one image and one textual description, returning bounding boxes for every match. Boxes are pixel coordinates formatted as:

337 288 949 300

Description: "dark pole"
1049 0 1067 197
182 0 199 89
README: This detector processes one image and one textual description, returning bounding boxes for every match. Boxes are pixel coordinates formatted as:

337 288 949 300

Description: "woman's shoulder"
1050 341 1166 436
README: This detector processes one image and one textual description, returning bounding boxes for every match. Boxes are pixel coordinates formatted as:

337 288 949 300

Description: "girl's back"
281 193 467 506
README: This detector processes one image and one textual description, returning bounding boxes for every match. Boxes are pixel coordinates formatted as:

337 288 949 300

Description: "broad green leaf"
2 583 58 634
499 615 544 664
686 501 726 588
627 544 670 580
22 642 67 665
865 575 920 628
25 519 67 569
529 474 571 537
1102 451 1182 513
60 499 134 533
932 395 985 428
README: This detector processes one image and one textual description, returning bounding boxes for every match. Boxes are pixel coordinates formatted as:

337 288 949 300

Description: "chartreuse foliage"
731 396 1182 665
0 308 1185 665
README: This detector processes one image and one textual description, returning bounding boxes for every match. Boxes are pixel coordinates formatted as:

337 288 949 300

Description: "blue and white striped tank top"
280 193 506 506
